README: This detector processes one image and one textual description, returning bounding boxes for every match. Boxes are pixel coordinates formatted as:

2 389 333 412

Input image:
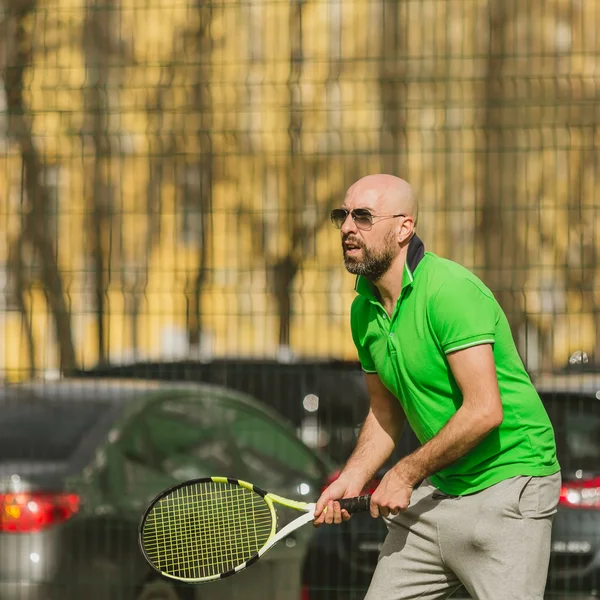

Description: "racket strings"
145 489 270 576
141 481 274 579
144 486 271 577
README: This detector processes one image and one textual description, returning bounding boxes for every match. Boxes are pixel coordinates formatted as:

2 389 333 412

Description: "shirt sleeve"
350 298 377 374
429 278 497 354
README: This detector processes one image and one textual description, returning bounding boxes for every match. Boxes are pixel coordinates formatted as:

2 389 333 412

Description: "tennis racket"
138 476 371 584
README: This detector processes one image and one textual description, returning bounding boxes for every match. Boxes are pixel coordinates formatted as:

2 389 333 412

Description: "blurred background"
0 0 599 599
1 0 599 380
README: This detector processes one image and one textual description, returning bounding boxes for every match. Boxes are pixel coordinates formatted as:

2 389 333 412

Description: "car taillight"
322 470 380 495
361 479 381 495
559 477 600 509
0 492 80 533
322 470 341 493
300 584 310 600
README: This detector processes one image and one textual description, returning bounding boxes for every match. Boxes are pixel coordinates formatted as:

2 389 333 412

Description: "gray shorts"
364 472 561 600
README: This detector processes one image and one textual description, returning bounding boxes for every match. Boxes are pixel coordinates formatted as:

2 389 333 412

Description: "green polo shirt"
350 237 560 496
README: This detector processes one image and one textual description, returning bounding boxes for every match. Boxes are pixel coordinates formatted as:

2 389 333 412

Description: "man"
313 174 561 600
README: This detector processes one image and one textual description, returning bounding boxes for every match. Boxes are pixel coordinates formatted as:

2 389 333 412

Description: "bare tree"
479 1 531 352
379 0 407 176
137 61 175 355
267 0 306 350
184 0 214 350
1 1 77 373
82 0 121 365
6 179 36 378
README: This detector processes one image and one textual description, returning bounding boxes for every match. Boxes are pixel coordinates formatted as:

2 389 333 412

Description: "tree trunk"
480 1 528 347
83 0 116 365
187 0 213 349
273 0 305 350
7 223 36 378
379 0 406 176
3 4 77 373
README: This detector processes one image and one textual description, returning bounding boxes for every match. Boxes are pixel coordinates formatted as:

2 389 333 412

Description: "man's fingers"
370 501 405 520
313 497 357 526
325 500 339 524
314 500 349 526
314 493 330 518
333 501 344 524
313 504 328 527
370 501 380 519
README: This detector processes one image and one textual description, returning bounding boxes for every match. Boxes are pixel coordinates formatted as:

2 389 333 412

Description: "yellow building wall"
0 0 598 380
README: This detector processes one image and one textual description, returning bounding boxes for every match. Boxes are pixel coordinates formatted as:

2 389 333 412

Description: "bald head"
345 174 418 226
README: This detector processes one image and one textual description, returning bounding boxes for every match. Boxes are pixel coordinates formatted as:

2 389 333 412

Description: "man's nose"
340 212 357 235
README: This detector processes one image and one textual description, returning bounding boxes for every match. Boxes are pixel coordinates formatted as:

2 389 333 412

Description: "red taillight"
361 479 381 495
322 469 341 493
559 477 600 510
0 492 80 533
300 585 310 600
322 470 380 495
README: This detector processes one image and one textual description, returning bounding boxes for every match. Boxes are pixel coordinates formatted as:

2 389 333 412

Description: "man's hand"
313 476 365 527
369 464 414 518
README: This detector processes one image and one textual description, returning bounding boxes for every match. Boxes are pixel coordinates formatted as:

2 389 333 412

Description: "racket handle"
338 494 372 514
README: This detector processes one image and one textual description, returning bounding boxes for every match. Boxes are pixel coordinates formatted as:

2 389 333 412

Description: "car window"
540 392 600 472
0 398 111 461
131 393 326 490
142 398 239 480
121 456 178 499
217 400 327 485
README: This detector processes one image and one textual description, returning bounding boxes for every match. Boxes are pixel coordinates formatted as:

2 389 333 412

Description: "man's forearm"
397 401 502 486
340 407 404 489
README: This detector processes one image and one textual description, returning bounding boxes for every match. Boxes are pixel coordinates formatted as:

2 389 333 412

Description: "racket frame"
138 476 315 584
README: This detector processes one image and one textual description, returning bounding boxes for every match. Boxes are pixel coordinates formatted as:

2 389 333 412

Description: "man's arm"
313 373 406 525
370 343 502 517
340 373 407 485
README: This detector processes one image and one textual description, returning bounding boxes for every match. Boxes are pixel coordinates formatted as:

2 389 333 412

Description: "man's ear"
398 217 414 244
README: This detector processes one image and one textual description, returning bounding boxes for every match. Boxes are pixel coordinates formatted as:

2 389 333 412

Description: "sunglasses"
330 208 406 231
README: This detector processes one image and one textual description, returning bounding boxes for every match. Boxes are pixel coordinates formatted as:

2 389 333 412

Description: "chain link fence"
0 0 598 379
0 1 599 599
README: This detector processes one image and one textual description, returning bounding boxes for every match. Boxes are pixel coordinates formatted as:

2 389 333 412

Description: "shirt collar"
354 234 425 300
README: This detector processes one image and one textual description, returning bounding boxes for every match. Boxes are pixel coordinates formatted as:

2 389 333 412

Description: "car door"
121 389 325 600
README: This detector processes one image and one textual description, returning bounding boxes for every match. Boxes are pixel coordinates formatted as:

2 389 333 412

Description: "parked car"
301 372 600 600
0 378 334 600
69 359 370 465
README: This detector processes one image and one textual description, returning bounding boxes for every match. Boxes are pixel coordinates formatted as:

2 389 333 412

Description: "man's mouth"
343 241 363 256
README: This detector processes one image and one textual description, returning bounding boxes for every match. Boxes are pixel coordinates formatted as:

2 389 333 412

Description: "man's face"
338 190 398 281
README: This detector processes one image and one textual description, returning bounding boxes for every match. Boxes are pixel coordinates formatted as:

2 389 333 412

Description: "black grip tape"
338 495 371 514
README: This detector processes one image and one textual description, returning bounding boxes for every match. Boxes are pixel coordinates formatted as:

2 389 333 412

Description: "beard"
343 231 395 281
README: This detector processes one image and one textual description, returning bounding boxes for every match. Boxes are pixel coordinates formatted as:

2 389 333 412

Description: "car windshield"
540 392 600 473
0 396 112 461
141 397 328 489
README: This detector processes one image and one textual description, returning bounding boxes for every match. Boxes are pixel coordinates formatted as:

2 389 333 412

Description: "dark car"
69 359 370 465
301 372 600 600
0 378 334 600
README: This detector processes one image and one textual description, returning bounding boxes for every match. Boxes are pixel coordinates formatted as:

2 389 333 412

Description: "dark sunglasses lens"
331 209 348 228
353 209 373 229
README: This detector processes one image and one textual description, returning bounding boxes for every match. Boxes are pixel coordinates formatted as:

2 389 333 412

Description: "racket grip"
338 494 372 514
